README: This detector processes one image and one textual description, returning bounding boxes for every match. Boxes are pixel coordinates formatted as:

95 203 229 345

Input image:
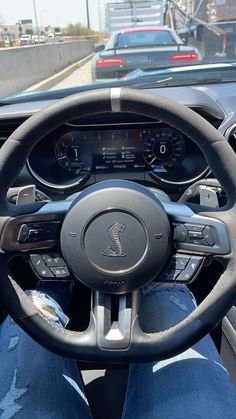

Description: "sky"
0 0 105 31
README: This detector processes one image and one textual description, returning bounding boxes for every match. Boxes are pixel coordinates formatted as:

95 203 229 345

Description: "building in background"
0 23 33 39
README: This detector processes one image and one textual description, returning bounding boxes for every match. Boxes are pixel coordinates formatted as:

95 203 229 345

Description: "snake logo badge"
103 222 126 257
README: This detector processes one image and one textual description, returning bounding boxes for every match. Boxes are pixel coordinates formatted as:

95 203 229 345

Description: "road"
51 59 92 90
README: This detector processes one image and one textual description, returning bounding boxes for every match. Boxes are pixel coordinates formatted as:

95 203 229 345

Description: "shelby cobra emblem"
103 222 126 257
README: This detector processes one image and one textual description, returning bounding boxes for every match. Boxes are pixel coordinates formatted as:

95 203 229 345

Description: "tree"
66 23 95 36
26 29 33 35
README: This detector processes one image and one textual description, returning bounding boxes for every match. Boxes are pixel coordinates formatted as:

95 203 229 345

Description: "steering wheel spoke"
163 201 231 257
0 200 71 253
148 201 232 285
93 291 139 350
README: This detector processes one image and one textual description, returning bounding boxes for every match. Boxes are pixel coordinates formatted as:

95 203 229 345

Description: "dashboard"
27 122 209 191
1 81 236 200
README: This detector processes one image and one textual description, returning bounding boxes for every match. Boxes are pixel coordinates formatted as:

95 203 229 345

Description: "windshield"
1 0 236 101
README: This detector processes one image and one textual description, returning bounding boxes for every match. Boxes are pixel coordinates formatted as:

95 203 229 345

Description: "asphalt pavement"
50 59 92 90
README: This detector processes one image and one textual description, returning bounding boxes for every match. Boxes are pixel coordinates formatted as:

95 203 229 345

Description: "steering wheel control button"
30 254 69 278
185 237 207 246
159 254 204 283
183 224 207 245
42 254 66 267
188 231 203 240
49 267 70 278
174 222 218 249
18 221 61 244
173 224 188 242
27 228 45 242
203 226 215 246
177 256 203 282
169 255 190 270
61 180 171 294
17 224 30 243
30 254 54 278
185 224 204 233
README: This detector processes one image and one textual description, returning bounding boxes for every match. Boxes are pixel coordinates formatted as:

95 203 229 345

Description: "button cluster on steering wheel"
174 223 216 246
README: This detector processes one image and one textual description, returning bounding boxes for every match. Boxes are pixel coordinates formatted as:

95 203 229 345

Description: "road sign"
20 19 32 25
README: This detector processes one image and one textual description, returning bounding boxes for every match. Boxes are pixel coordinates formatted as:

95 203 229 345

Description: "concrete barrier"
0 40 94 98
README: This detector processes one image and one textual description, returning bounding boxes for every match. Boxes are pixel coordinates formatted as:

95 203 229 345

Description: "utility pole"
33 0 40 35
97 0 102 31
86 0 91 30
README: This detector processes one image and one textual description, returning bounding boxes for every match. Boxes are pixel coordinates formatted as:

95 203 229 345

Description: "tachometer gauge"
55 132 92 180
142 127 185 173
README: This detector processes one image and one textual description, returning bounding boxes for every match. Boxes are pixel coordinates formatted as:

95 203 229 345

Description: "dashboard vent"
227 126 236 153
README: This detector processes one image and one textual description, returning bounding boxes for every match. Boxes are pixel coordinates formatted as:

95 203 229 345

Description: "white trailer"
106 1 164 36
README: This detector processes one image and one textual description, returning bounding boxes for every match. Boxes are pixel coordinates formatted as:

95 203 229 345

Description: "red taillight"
171 53 199 62
96 58 125 67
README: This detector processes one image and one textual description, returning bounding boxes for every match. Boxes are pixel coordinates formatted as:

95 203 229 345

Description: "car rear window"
115 30 177 47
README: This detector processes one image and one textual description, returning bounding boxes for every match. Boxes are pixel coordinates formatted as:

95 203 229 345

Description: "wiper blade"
132 75 230 89
123 61 236 83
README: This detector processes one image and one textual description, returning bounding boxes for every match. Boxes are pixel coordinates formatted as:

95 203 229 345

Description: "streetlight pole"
97 0 102 31
86 0 91 30
33 0 40 35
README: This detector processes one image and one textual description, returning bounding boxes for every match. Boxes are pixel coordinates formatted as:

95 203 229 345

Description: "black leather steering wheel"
0 87 236 362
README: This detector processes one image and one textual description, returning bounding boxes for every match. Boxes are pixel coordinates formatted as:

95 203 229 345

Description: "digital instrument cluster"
28 125 208 190
55 127 186 177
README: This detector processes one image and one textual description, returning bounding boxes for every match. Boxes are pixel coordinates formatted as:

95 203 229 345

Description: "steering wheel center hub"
83 209 148 274
61 180 171 294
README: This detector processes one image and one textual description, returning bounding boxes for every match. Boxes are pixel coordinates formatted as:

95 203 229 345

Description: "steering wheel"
0 87 235 363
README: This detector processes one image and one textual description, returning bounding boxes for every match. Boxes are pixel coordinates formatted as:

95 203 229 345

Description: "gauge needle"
149 156 157 165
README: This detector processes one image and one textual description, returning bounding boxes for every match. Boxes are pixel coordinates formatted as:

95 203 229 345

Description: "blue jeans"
0 284 236 419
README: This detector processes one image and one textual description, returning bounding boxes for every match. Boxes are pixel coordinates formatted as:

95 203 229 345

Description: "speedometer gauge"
55 132 92 181
142 127 185 173
56 133 82 173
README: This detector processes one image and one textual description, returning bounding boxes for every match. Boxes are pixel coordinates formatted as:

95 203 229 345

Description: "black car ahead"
92 27 201 82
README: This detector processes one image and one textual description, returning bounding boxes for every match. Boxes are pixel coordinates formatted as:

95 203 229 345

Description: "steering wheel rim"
0 87 236 362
